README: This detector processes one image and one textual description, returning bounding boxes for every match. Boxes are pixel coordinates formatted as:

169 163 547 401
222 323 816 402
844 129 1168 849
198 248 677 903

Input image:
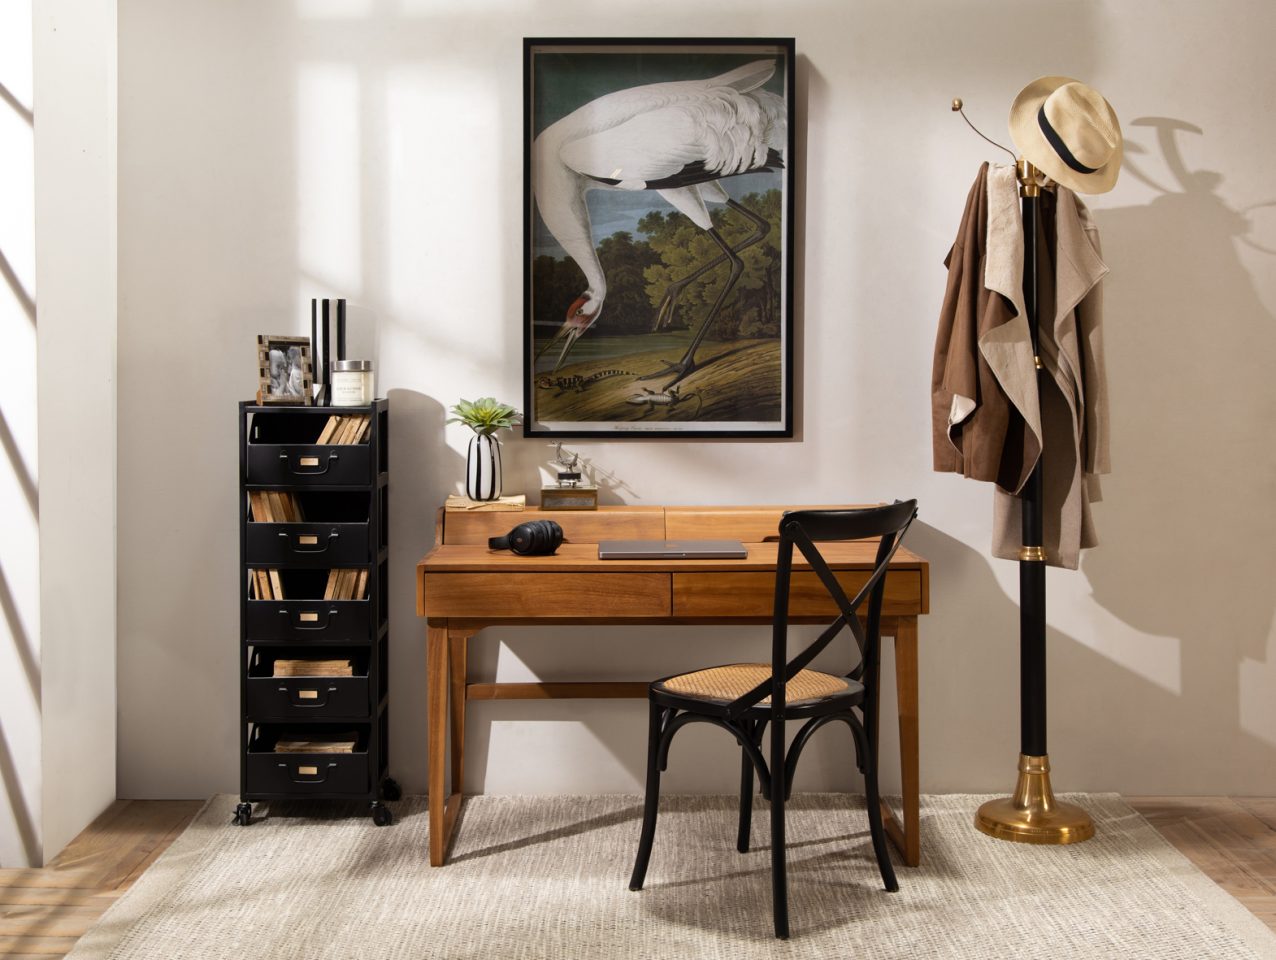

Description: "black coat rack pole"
974 159 1095 845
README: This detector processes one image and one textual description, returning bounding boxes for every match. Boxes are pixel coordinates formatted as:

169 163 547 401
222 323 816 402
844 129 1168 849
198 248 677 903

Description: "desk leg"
449 629 469 798
427 621 449 865
881 616 921 867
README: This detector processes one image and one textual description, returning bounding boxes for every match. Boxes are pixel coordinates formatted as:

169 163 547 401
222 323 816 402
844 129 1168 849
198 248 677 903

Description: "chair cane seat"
655 663 857 706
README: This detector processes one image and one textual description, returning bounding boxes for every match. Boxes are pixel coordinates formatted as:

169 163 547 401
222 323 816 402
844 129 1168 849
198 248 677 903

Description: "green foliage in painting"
531 189 783 343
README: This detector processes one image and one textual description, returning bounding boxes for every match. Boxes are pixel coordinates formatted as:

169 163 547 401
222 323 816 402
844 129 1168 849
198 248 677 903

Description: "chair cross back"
725 502 918 720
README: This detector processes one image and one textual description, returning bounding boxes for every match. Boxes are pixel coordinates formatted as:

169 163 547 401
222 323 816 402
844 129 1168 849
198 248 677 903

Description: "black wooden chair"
627 501 918 939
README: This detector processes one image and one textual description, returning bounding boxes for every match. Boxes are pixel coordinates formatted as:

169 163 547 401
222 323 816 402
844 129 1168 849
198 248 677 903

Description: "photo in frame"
256 335 313 405
523 38 796 438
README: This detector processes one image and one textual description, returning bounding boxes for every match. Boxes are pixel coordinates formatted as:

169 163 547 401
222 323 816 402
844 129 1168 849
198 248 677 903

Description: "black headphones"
488 519 564 556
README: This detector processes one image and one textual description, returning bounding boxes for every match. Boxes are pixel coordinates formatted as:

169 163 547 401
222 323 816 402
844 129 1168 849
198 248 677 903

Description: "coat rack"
952 99 1095 846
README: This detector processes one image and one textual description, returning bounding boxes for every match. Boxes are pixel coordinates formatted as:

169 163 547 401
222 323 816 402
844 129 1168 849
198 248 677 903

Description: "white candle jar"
331 360 375 406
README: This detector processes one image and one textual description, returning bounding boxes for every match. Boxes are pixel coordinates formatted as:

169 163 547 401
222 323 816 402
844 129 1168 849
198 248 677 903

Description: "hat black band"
1037 106 1099 175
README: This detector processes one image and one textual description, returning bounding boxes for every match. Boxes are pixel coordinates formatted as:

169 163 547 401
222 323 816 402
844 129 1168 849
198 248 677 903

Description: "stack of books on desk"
272 658 354 678
444 494 526 512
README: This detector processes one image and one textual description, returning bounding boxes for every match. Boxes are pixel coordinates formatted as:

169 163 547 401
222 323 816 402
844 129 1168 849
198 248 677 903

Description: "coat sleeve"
932 167 986 474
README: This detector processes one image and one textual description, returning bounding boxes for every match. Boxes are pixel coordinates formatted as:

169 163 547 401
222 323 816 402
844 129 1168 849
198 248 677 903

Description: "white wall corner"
32 0 119 863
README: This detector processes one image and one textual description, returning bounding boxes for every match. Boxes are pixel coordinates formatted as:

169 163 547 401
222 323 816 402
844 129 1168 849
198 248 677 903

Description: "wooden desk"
416 506 930 867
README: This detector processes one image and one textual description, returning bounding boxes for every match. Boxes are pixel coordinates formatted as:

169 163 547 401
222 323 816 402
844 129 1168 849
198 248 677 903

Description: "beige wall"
116 0 1276 799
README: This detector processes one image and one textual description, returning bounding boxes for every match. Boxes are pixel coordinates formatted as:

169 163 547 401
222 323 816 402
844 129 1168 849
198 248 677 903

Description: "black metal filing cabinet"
236 399 398 826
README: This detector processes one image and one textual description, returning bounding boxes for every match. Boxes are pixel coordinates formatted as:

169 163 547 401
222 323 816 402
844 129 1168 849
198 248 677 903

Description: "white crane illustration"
532 58 786 387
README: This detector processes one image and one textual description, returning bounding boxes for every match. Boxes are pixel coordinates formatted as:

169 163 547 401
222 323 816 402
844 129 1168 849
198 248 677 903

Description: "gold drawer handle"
298 765 318 776
299 456 320 467
298 689 318 700
299 611 319 622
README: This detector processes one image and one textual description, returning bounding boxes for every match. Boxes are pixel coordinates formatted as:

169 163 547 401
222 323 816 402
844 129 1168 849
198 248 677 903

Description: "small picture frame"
256 335 313 405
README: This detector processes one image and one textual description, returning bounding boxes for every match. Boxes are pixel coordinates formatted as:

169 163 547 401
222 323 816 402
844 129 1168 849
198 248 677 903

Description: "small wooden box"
540 485 599 511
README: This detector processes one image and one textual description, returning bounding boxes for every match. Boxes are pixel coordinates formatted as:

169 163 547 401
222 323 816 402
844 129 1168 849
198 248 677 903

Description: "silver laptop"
597 539 748 560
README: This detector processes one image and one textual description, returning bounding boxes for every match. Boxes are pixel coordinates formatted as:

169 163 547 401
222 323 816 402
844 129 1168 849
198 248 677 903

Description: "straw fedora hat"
1009 76 1122 194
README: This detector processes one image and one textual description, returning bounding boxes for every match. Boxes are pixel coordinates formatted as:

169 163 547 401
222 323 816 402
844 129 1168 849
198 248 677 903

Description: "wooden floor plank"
0 892 114 911
114 805 201 891
0 872 99 892
1128 796 1276 933
1236 798 1276 832
0 906 103 937
0 934 78 955
47 800 201 892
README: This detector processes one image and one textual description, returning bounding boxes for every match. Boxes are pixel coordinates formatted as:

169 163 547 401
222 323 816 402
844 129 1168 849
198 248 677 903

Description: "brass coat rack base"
975 754 1095 845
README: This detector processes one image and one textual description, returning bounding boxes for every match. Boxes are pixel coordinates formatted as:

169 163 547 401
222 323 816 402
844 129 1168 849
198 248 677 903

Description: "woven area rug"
68 794 1276 960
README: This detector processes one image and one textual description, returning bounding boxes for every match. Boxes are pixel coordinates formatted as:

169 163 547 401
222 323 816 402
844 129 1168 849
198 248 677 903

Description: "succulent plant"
447 397 522 437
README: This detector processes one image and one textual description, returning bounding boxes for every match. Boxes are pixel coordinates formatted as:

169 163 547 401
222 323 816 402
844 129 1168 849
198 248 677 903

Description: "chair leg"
769 716 789 939
629 700 665 891
736 719 761 853
859 721 898 893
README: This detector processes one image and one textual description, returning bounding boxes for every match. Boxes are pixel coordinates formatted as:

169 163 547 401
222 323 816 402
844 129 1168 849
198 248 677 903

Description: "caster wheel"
372 803 393 827
382 778 402 802
233 802 252 826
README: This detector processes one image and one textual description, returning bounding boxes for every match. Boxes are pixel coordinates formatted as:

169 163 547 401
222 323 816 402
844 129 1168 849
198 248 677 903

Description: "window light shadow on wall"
0 2 40 865
1084 116 1276 751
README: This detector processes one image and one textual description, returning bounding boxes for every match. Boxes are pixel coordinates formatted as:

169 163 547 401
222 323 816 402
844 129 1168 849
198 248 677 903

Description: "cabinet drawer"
245 725 371 798
245 751 370 797
424 573 670 618
245 599 372 644
245 675 371 721
672 570 923 618
246 522 371 567
247 444 372 486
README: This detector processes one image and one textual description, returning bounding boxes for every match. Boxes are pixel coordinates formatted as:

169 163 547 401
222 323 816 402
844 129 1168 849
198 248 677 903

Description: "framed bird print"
523 38 796 438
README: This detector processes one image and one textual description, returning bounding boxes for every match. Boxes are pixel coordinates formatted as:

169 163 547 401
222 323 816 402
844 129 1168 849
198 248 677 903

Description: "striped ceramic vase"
465 433 502 501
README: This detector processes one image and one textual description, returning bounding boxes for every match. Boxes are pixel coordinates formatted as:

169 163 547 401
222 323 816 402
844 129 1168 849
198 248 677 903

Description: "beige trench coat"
933 163 1111 569
986 164 1111 569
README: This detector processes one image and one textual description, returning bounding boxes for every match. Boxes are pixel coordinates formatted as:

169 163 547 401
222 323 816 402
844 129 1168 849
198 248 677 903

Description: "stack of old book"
272 658 354 677
248 490 303 523
317 414 371 444
444 494 526 512
273 731 358 754
323 568 367 600
250 568 286 600
248 491 302 600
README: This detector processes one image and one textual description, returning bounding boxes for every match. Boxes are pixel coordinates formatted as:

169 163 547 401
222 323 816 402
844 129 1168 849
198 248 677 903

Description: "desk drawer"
672 570 923 618
425 573 670 619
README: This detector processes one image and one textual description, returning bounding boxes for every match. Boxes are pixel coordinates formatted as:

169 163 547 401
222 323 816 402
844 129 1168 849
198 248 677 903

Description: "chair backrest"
726 501 918 719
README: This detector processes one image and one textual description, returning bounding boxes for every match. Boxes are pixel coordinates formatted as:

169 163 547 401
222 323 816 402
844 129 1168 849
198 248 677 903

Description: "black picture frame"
523 37 796 438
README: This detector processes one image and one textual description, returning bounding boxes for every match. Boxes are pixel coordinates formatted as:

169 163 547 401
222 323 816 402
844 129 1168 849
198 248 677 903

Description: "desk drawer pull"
298 534 319 546
297 689 318 700
297 765 318 776
299 456 320 467
298 611 320 623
